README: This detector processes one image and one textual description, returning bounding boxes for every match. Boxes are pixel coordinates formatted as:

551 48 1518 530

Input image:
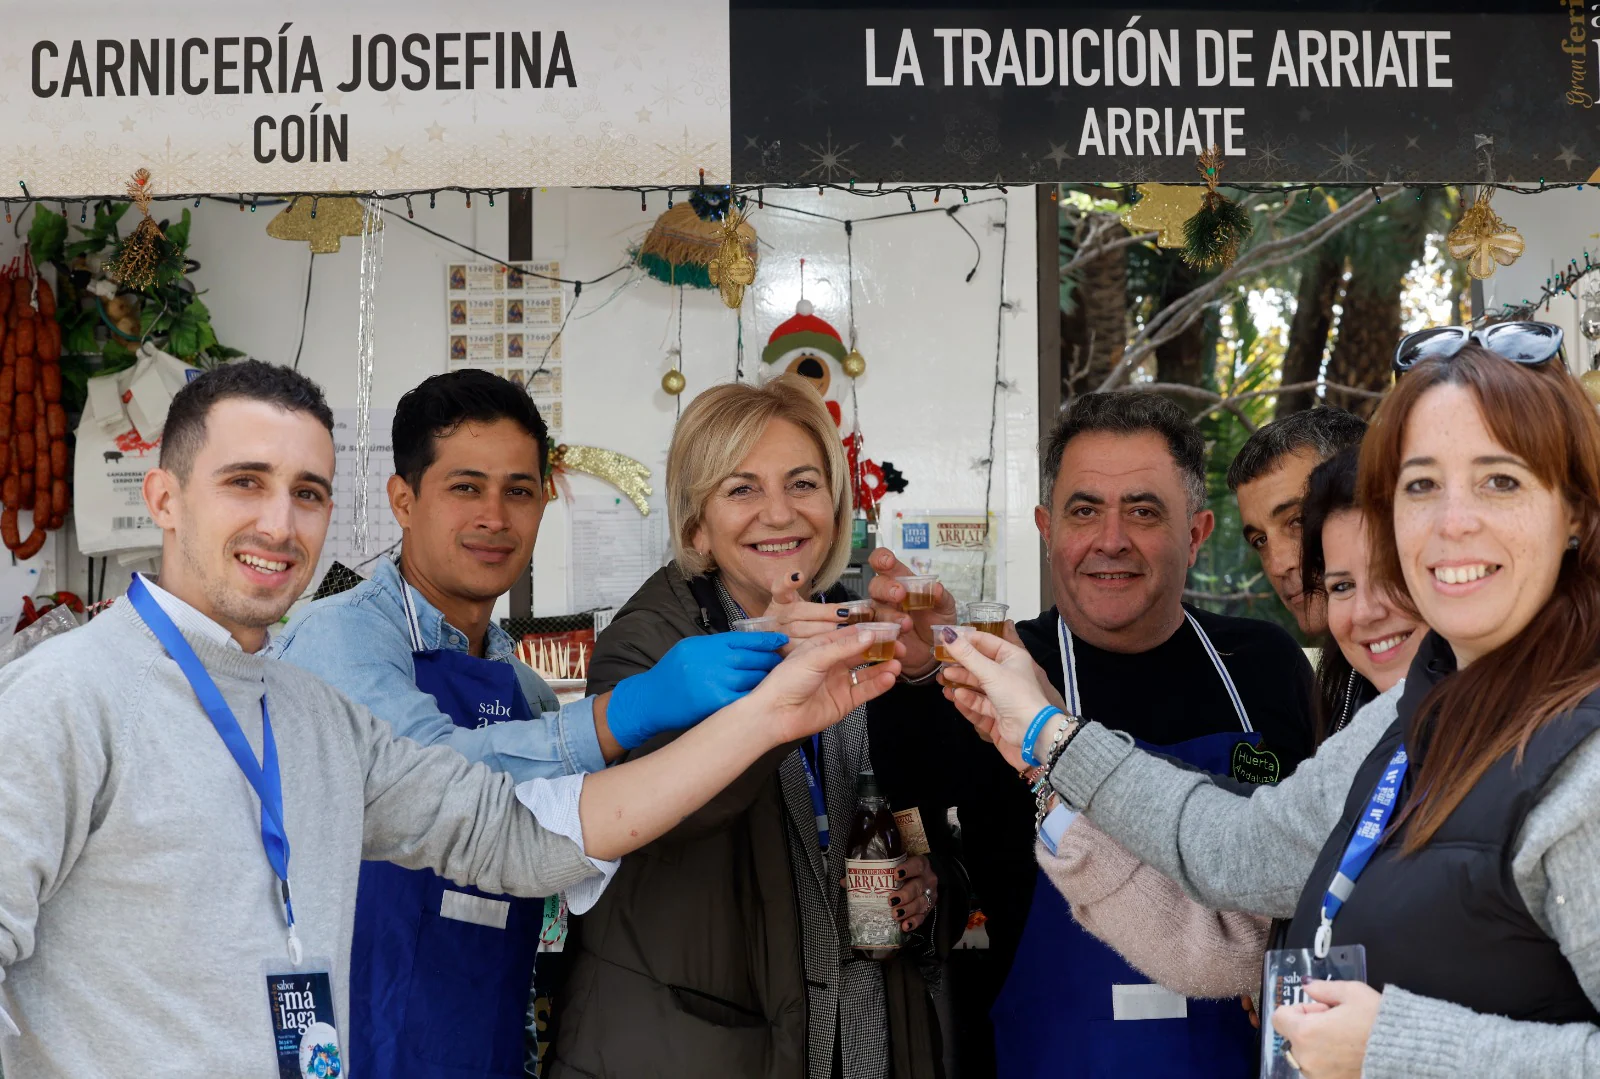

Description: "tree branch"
1097 186 1400 393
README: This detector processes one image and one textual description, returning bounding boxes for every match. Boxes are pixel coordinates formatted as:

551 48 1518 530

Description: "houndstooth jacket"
714 583 890 1079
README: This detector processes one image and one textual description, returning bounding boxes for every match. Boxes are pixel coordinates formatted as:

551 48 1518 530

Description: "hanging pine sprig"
105 168 182 290
1181 146 1252 271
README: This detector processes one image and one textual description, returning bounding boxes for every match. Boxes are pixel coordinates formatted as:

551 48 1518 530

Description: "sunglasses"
1392 322 1565 374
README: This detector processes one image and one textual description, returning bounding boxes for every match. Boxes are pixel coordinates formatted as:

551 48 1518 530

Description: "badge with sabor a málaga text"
1259 945 1365 1078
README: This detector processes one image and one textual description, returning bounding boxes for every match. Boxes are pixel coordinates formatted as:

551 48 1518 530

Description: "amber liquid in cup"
933 641 957 663
965 621 1006 636
840 601 875 626
862 639 897 663
903 590 937 611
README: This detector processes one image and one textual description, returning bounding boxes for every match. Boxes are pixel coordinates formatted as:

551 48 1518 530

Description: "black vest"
1285 633 1600 1024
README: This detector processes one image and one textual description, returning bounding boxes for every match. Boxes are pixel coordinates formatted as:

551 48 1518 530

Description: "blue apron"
991 614 1261 1079
349 580 544 1079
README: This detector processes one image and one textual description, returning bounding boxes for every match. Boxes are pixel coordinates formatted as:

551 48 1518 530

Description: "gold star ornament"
266 196 378 254
1120 184 1206 247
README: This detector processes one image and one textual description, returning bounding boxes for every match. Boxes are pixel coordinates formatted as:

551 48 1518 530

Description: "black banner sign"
731 6 1598 184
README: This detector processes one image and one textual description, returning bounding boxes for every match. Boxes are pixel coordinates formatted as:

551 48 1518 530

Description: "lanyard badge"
1259 744 1405 1077
126 576 302 964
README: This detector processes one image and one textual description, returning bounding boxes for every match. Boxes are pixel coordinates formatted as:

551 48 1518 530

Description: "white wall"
39 186 1041 616
1479 187 1599 374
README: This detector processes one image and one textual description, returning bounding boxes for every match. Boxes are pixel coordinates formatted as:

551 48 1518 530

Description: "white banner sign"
5 1 731 196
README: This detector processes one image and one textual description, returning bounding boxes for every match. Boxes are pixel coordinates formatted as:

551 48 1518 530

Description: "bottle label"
845 856 907 951
892 808 930 856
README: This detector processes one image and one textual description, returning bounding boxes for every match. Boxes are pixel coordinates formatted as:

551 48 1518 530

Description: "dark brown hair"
1358 343 1600 851
1299 445 1365 741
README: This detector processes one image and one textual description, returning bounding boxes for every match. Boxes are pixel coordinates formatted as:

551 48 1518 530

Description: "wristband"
1020 705 1064 767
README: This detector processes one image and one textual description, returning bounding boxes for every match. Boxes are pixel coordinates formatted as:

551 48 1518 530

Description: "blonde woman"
549 376 946 1079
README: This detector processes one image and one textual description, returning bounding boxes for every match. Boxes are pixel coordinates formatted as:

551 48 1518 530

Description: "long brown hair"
1358 344 1600 851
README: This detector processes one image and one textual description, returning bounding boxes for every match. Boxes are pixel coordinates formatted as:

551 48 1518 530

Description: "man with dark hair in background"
1225 408 1368 636
869 391 1316 1078
274 369 786 1079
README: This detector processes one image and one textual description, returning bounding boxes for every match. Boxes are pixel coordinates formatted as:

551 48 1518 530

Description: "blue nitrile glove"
605 631 788 749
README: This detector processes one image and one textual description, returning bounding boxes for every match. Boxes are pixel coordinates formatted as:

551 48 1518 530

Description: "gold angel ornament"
1447 191 1524 280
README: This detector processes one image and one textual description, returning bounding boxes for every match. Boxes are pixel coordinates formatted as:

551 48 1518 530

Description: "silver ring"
923 887 933 903
850 670 859 686
1284 1048 1301 1074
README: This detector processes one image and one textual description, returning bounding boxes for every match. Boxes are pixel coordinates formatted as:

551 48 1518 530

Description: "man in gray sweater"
0 361 897 1078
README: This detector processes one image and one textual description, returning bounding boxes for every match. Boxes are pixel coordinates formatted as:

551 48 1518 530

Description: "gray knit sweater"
0 599 599 1078
1049 682 1600 1078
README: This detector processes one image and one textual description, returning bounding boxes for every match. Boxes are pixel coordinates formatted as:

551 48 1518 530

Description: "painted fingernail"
897 868 906 879
888 895 899 906
836 622 846 629
896 908 905 918
837 608 850 617
790 572 801 582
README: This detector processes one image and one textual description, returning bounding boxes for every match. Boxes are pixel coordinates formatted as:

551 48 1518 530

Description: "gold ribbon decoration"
1447 190 1524 280
267 195 378 254
706 208 757 308
1119 184 1206 248
545 444 654 516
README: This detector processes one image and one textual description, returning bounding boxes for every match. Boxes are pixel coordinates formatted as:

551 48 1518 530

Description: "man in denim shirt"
274 371 779 1079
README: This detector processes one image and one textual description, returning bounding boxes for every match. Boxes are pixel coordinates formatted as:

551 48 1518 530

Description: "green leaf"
28 207 68 265
140 306 163 335
208 344 247 361
64 317 99 355
64 237 106 259
182 297 210 322
101 339 135 366
167 322 199 358
194 321 217 353
165 208 192 252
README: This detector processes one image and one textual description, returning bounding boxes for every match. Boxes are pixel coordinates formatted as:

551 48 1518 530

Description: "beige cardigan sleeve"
1036 816 1269 999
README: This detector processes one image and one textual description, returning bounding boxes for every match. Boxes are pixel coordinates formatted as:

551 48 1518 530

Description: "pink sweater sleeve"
1036 816 1269 999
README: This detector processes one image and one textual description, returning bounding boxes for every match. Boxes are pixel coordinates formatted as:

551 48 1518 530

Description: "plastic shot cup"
931 624 977 664
963 602 1010 636
856 622 902 663
899 575 940 612
731 616 779 633
838 599 875 625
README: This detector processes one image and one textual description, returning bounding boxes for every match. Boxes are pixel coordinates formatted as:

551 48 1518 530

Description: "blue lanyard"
126 576 302 964
1314 744 1409 958
798 734 829 850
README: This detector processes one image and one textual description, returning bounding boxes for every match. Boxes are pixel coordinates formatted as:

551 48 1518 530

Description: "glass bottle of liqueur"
844 769 906 960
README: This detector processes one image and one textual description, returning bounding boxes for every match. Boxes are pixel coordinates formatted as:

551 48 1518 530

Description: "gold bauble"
661 369 687 396
266 195 377 254
842 348 867 378
1120 184 1207 248
1580 369 1600 405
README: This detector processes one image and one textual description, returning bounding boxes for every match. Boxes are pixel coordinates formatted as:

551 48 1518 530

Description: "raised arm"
1038 816 1267 998
938 629 1398 918
573 627 902 859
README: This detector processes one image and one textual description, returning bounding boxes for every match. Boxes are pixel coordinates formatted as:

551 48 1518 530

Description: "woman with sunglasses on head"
1032 445 1428 1005
941 322 1600 1078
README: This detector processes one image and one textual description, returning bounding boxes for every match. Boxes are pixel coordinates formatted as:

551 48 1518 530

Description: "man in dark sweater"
868 392 1315 1078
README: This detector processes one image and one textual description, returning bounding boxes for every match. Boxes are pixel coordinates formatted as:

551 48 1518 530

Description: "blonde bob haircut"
667 374 853 591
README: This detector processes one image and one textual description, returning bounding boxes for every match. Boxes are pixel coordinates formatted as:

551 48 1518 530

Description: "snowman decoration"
759 299 907 515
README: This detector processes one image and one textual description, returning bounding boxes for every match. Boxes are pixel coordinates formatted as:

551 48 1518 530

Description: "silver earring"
1570 535 1581 550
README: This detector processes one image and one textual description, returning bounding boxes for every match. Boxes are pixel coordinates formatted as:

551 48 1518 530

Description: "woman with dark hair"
944 325 1600 1077
1299 445 1426 739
